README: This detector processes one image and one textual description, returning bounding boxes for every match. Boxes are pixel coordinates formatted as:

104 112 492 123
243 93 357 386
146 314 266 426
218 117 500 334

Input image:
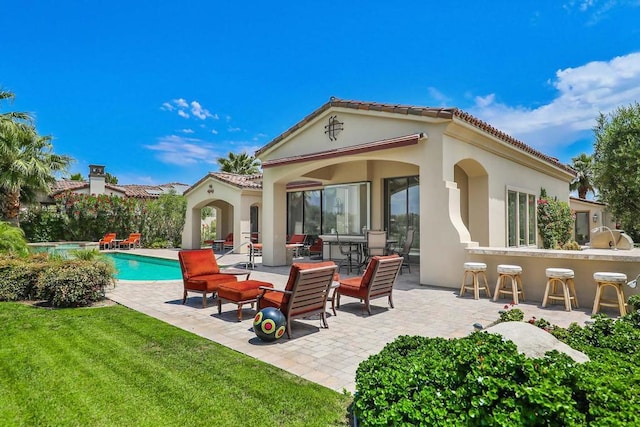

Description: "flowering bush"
537 188 575 249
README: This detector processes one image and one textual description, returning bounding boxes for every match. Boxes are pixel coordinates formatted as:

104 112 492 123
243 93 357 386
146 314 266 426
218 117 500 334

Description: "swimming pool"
105 253 182 281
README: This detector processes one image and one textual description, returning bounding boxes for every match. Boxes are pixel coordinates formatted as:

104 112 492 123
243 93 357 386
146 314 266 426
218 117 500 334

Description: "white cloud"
145 135 219 165
228 127 241 132
174 98 188 108
177 110 189 119
181 129 194 134
190 101 214 120
467 52 640 152
427 86 451 106
211 129 219 135
563 0 639 24
160 102 174 111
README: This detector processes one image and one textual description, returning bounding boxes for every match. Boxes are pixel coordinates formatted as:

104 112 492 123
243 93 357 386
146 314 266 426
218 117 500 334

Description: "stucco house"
182 98 577 288
43 165 189 204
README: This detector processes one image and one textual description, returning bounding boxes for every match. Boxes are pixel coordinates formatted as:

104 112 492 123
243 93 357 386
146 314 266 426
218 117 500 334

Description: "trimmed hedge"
0 255 115 307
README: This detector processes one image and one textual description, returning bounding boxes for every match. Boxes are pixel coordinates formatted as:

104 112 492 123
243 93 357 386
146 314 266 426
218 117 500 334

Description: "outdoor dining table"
318 235 398 261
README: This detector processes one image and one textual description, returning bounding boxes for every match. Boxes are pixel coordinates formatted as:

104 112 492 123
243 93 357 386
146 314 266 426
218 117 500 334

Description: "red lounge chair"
178 249 239 308
99 233 116 250
257 261 337 338
118 233 141 249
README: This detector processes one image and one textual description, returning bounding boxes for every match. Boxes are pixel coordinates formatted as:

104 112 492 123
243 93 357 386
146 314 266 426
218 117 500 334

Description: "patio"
107 248 595 393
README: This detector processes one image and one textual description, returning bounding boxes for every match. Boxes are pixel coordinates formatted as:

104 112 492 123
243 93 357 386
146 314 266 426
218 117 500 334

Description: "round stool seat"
593 272 627 283
497 264 522 275
464 262 487 271
546 268 574 279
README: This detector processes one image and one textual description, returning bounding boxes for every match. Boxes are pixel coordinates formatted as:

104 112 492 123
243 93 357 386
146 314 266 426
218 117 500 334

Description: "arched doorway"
454 159 489 245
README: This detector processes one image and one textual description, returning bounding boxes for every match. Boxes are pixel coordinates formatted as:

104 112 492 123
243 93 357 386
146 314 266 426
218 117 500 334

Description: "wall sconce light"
593 213 598 223
207 184 215 195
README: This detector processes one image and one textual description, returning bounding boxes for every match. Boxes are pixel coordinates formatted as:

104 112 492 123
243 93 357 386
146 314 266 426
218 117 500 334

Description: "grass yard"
0 303 351 426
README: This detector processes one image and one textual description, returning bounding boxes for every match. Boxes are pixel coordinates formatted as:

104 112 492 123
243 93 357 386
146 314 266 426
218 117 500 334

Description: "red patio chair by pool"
118 233 141 249
334 254 403 315
178 249 239 308
99 233 116 250
257 261 337 338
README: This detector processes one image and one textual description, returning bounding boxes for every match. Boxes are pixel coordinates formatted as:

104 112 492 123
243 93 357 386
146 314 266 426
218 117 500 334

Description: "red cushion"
185 274 237 292
338 277 368 299
179 249 220 278
217 280 273 301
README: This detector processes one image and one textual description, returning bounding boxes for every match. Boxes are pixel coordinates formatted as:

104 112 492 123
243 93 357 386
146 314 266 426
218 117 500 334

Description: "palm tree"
570 153 595 199
217 152 261 175
0 89 72 224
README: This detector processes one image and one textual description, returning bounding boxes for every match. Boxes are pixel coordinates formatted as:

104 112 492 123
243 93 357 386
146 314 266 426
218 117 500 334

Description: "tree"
69 173 84 181
105 172 118 184
217 152 261 175
569 153 595 199
0 89 72 225
592 102 640 241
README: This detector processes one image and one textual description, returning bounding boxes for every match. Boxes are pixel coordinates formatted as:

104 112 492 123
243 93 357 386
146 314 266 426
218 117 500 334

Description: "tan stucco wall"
257 106 574 288
467 248 640 310
181 178 261 253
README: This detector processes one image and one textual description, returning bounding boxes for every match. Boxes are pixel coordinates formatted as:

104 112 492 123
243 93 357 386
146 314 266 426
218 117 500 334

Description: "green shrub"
36 260 116 307
561 240 582 250
0 255 48 301
355 304 640 425
538 188 574 249
354 333 584 426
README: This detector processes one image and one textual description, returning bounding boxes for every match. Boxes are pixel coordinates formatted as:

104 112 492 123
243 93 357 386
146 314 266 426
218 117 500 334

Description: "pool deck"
107 248 597 394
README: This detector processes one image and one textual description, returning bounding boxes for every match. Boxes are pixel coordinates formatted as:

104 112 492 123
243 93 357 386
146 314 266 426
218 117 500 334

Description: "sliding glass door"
385 176 420 253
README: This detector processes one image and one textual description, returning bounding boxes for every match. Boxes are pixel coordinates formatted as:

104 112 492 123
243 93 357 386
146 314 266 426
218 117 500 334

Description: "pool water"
105 253 182 281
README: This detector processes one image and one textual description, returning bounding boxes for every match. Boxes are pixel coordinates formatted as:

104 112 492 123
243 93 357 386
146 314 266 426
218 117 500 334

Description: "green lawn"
0 303 351 426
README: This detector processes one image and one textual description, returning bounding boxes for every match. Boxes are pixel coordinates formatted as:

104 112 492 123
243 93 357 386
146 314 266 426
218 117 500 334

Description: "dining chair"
336 231 362 274
392 227 415 274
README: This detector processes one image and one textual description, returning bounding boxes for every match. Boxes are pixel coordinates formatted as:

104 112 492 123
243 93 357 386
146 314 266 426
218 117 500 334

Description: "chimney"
89 165 106 195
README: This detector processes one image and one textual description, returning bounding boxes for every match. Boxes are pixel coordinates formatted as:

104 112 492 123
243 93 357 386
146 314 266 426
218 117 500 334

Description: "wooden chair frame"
257 264 337 338
335 255 403 315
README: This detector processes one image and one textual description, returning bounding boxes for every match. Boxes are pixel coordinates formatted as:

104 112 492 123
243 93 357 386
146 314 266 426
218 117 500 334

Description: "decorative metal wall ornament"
324 115 344 141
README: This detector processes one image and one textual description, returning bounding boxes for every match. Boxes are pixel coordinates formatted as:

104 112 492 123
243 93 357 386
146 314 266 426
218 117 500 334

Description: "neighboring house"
569 197 617 245
182 98 576 288
41 165 189 205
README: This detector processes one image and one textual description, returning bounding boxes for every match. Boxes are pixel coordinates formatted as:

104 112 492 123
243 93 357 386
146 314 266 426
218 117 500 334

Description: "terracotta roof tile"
256 97 574 175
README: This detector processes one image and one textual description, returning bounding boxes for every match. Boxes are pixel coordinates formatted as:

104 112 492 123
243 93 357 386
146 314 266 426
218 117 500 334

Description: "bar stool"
493 264 525 304
542 268 579 311
460 262 491 299
592 272 628 316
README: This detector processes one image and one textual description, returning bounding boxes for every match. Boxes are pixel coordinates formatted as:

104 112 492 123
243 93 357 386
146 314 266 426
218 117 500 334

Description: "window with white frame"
507 188 537 247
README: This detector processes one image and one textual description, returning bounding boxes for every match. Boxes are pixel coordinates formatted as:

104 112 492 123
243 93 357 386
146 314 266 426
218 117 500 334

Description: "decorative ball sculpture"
253 307 286 341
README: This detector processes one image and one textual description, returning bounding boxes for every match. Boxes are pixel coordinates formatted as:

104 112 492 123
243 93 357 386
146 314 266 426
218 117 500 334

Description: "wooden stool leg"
493 275 502 301
460 271 469 296
561 281 571 311
481 272 491 298
473 272 480 300
592 283 603 315
510 276 519 305
568 278 579 308
616 284 627 316
542 278 552 308
517 275 525 301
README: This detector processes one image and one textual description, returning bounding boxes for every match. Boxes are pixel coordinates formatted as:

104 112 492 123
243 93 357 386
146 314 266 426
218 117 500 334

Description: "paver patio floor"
107 249 595 393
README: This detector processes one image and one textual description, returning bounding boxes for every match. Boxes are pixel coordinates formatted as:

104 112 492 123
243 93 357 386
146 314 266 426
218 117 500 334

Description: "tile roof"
256 97 575 175
49 180 189 199
210 172 263 189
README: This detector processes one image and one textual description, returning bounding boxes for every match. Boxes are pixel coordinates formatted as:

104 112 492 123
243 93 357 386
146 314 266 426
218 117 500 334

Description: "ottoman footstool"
217 280 274 321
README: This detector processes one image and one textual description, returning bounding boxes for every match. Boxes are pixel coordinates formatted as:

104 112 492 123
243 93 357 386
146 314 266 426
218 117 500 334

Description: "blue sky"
2 1 640 186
